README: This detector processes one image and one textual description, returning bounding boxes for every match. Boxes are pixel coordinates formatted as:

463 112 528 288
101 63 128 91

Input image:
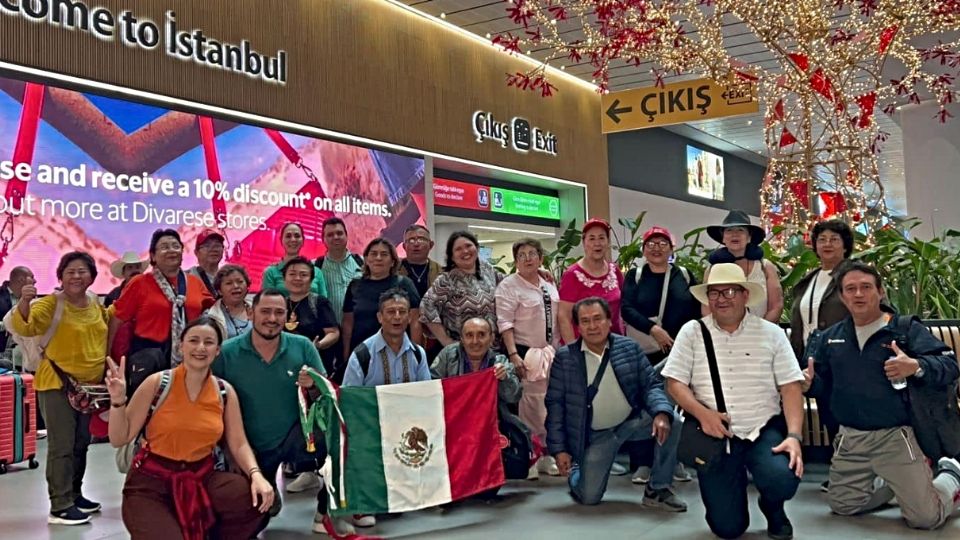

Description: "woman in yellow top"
11 251 109 526
107 317 274 540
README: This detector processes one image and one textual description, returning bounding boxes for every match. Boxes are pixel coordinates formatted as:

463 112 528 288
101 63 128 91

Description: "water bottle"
886 357 907 390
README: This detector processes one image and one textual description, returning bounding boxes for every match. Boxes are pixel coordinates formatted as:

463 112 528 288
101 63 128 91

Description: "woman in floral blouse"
420 231 504 349
558 219 625 343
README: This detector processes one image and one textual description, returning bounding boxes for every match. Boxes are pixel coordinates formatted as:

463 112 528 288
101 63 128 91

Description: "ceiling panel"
396 0 907 215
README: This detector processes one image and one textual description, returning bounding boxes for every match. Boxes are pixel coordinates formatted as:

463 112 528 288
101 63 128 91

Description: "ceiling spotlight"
440 12 446 19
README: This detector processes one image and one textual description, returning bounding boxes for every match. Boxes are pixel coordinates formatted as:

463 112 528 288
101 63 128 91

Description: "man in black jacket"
804 261 960 530
0 266 34 354
546 297 685 510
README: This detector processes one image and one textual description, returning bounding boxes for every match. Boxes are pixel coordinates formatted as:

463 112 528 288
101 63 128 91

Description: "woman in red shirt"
110 229 215 395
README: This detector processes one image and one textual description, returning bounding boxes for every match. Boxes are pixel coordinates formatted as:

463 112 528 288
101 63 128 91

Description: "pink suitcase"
0 372 39 473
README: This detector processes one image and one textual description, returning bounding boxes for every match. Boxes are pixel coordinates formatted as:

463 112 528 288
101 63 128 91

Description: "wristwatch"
915 366 926 379
786 432 803 443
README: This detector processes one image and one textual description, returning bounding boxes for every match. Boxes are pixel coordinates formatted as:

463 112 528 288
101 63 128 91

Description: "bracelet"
786 432 803 443
111 400 127 408
509 351 519 357
247 467 262 477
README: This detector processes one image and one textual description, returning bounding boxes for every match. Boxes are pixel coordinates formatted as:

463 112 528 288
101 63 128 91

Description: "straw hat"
110 252 149 279
690 263 765 305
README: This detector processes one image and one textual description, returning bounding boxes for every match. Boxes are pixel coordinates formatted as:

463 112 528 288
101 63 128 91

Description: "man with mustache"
212 289 353 537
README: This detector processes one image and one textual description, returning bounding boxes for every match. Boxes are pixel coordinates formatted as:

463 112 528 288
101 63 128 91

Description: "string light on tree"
493 0 960 243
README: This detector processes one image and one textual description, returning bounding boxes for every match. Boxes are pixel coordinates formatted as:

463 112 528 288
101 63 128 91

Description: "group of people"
3 209 960 539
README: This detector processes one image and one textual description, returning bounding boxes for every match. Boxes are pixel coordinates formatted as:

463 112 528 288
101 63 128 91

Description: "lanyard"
541 284 554 344
380 346 411 384
807 269 822 326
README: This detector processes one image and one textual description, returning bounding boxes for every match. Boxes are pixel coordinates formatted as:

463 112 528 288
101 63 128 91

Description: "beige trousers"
829 425 959 530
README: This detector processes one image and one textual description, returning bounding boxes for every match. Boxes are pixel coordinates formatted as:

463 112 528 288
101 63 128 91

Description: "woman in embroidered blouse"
206 265 252 340
421 231 504 348
260 222 328 297
558 219 625 344
108 317 273 539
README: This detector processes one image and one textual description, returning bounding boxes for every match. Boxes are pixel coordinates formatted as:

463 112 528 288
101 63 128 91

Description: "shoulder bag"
677 320 729 470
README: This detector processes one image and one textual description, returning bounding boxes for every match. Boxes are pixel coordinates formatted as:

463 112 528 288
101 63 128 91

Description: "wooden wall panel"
0 0 610 219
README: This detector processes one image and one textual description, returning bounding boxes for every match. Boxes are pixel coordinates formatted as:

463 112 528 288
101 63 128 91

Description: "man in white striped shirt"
662 263 805 540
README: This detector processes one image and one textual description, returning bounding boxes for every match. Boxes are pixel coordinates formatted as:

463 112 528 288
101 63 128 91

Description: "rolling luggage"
0 372 39 474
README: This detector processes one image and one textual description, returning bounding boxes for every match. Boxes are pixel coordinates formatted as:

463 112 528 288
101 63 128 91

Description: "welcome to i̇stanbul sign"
0 0 288 84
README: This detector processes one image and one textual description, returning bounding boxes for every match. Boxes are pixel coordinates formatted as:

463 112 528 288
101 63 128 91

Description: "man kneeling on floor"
545 296 686 510
804 261 960 530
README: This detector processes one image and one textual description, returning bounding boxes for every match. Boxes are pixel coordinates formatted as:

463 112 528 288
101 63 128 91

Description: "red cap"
642 226 673 246
195 229 225 249
581 218 612 236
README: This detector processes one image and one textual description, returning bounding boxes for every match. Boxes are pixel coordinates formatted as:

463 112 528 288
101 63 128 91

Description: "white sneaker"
526 462 540 480
631 466 651 485
37 429 47 440
537 456 560 476
352 514 376 527
312 512 356 536
610 462 629 476
286 471 320 493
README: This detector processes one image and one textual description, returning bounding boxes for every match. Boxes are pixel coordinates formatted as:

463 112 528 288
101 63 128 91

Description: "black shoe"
48 505 91 525
74 495 101 514
767 518 794 540
642 486 688 512
820 480 829 493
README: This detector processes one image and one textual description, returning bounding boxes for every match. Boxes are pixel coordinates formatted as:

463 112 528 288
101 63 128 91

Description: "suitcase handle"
24 406 29 434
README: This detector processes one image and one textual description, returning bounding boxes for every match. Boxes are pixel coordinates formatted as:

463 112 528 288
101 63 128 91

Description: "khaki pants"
829 425 959 529
38 389 91 512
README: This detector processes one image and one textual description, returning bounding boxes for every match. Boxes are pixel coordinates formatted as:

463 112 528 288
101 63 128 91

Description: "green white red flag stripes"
301 369 505 515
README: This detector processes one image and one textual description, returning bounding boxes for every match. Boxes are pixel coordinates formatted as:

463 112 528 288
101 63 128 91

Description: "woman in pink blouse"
558 219 625 343
496 238 560 478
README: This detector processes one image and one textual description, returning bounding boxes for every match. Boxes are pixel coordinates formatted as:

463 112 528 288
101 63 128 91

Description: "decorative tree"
495 0 960 242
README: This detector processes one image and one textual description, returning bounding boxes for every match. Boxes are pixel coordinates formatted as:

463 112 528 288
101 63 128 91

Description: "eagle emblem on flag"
394 427 434 468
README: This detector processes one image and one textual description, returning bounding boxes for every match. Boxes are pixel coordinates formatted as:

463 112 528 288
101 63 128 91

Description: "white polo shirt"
662 313 803 441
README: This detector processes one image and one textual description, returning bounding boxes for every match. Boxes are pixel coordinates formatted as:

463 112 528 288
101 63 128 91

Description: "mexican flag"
301 369 505 515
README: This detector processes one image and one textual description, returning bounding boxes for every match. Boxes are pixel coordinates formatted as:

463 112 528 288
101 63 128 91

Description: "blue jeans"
696 420 800 539
569 411 681 504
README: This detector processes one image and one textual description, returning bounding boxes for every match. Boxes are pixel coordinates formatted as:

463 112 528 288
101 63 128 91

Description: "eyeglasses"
644 240 671 249
405 236 430 245
367 251 393 259
516 251 540 261
706 287 744 300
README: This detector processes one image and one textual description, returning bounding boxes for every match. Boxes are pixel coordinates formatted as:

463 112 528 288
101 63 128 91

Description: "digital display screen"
433 178 559 221
0 76 425 292
686 145 725 201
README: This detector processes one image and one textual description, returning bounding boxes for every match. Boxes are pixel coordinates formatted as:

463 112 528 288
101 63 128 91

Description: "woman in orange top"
109 229 215 395
107 317 273 540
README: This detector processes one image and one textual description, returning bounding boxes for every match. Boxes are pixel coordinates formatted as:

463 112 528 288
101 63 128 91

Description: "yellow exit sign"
601 77 759 133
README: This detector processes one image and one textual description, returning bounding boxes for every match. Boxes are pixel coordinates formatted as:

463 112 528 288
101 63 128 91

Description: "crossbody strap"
586 344 612 405
697 320 726 413
654 265 672 324
38 293 67 351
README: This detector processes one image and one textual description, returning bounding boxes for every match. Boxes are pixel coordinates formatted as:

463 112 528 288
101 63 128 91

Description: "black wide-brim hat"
707 210 766 245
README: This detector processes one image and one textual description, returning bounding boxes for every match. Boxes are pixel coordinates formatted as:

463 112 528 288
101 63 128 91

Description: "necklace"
224 304 250 334
404 261 428 283
286 297 306 331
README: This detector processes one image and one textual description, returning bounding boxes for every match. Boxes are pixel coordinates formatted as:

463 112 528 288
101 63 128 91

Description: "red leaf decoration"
789 180 810 209
810 69 834 100
878 25 898 55
779 128 798 147
820 192 847 218
856 92 877 128
788 53 810 71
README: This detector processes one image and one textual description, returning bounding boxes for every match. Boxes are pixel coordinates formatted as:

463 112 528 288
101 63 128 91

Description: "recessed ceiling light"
440 12 446 19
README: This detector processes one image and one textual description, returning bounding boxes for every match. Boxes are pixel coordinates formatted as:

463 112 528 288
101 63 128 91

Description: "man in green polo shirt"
212 288 353 537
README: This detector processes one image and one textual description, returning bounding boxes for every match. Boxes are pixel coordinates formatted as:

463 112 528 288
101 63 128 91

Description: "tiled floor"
0 441 956 539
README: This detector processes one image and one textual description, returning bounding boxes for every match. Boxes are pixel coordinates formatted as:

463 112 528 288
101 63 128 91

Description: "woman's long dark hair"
444 231 481 278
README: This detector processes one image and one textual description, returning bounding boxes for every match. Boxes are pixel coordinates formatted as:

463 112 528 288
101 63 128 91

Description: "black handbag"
677 320 729 470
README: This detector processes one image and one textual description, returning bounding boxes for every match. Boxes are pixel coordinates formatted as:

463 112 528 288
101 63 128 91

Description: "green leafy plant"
543 219 581 283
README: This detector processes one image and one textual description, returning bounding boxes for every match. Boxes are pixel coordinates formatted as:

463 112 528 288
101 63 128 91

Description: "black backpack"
499 403 534 480
352 342 424 377
893 316 960 460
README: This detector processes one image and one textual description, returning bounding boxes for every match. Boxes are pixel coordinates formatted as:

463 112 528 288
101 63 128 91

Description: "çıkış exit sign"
433 178 560 220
